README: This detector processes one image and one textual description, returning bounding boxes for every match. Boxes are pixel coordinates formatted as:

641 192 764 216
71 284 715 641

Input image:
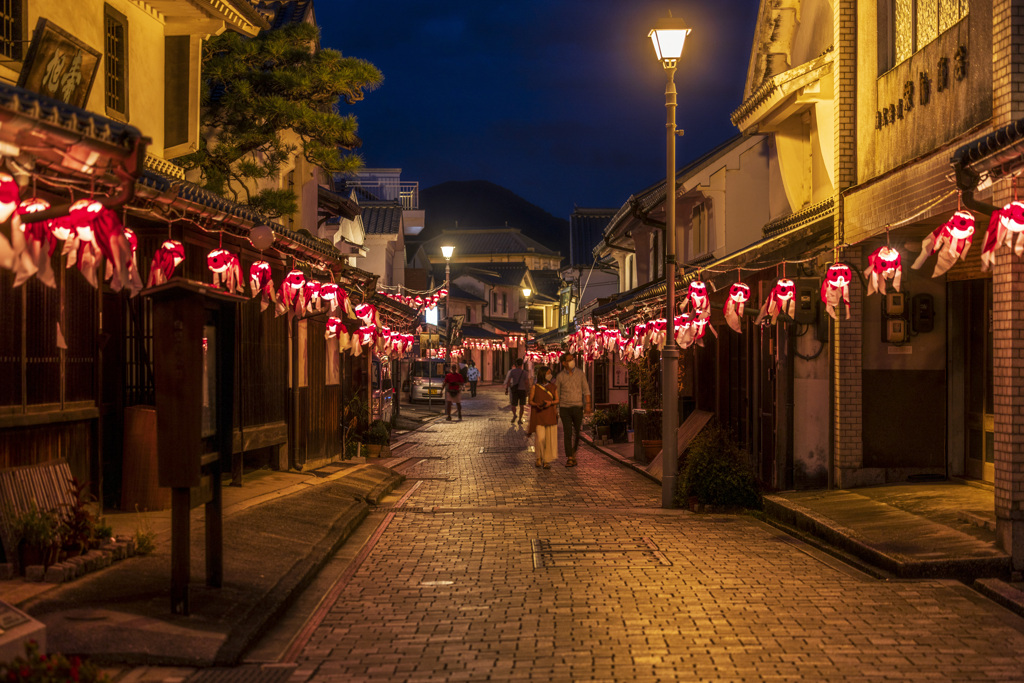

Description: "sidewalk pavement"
3 459 409 667
581 433 1024 617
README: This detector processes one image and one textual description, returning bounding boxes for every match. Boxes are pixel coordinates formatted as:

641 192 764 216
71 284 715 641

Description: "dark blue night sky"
317 1 760 218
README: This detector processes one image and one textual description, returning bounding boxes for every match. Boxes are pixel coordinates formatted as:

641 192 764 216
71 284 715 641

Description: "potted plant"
589 410 611 442
609 403 630 442
14 504 62 573
60 476 98 557
640 410 664 464
363 419 392 458
341 395 369 460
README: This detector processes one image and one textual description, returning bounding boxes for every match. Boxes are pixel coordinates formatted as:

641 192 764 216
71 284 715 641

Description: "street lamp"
441 245 455 361
650 12 690 509
521 287 533 362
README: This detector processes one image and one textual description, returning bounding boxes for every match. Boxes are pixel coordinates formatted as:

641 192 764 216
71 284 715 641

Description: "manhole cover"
531 537 672 569
187 666 295 683
479 447 523 454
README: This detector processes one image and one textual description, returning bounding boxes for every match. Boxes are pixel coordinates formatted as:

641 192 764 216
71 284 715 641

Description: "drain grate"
531 537 672 569
479 447 523 454
187 666 295 683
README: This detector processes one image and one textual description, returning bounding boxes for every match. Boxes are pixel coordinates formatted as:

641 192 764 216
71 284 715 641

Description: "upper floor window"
104 6 128 118
893 0 968 65
691 202 710 257
0 0 23 62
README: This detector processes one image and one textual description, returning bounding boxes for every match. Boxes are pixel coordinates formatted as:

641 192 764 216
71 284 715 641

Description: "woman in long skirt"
528 366 559 468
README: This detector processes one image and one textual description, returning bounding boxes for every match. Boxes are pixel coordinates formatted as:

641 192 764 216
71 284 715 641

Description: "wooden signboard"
18 19 101 108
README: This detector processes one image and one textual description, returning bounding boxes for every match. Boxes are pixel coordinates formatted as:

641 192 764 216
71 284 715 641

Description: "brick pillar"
832 0 860 488
993 0 1024 127
992 0 1024 573
833 247 864 488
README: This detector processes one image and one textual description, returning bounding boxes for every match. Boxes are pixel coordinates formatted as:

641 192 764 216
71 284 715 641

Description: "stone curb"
763 495 1012 581
580 434 661 485
973 578 1024 619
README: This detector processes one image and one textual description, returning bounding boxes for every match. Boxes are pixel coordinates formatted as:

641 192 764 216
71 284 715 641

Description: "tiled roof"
317 185 361 221
570 207 616 265
421 228 559 258
954 116 1024 181
436 262 528 288
528 269 562 299
486 319 527 334
446 284 486 302
460 325 503 341
137 168 340 259
360 201 403 235
256 0 313 29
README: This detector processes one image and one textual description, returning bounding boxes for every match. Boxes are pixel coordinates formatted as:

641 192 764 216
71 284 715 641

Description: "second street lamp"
649 12 691 509
522 287 533 362
441 245 455 361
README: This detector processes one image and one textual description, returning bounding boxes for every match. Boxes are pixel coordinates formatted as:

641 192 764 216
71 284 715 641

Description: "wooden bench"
0 460 76 572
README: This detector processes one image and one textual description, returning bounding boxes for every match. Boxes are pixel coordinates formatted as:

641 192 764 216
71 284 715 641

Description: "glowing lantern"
325 317 351 348
981 201 1024 270
320 283 340 312
820 263 852 320
723 282 751 333
864 246 902 295
354 303 378 328
914 210 975 277
0 173 19 224
758 279 796 324
147 240 185 287
276 269 306 318
303 279 322 313
683 280 709 314
207 248 243 293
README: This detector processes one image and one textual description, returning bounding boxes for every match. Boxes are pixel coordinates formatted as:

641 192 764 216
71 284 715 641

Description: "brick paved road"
290 387 1024 682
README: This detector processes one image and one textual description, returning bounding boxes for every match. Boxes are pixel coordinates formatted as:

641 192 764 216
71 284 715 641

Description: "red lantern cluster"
378 287 447 309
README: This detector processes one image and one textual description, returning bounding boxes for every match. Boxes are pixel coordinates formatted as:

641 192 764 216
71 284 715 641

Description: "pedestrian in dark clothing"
504 358 530 426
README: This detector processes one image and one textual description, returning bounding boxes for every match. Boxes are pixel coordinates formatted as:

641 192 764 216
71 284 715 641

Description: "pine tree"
179 22 382 219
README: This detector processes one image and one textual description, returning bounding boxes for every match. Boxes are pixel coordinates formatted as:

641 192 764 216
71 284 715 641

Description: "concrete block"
25 565 45 582
0 563 13 580
44 565 66 584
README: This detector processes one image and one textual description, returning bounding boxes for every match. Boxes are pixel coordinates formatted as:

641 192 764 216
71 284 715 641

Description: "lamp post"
649 13 691 509
522 287 533 365
441 245 455 362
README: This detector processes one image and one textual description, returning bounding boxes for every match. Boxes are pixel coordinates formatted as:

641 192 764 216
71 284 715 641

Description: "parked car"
409 359 447 402
371 357 394 423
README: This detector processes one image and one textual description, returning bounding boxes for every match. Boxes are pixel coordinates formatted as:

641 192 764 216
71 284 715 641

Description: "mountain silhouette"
417 180 570 259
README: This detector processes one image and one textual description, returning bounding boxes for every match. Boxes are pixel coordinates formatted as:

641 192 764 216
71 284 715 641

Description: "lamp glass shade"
522 287 532 298
440 245 455 259
649 16 691 62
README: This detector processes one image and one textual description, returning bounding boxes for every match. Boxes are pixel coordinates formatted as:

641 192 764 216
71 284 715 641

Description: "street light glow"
649 14 691 65
522 287 532 298
440 245 455 259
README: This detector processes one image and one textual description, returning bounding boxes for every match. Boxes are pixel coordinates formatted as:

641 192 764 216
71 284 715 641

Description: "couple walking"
506 354 591 468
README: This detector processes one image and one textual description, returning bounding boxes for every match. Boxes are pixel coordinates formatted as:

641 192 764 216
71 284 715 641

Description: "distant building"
570 207 616 266
410 228 562 271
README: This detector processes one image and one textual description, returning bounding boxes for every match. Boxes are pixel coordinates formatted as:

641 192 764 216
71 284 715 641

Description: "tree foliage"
178 22 382 218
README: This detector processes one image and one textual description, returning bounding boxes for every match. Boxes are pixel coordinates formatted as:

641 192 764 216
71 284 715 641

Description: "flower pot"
610 421 628 443
595 426 610 440
639 439 662 464
363 444 383 458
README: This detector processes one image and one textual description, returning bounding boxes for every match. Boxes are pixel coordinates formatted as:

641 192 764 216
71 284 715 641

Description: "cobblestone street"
288 388 1024 682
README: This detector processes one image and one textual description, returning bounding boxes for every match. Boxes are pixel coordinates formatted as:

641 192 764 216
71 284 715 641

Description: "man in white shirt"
466 360 480 397
554 353 591 467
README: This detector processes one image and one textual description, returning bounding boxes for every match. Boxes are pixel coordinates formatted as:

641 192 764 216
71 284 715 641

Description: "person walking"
466 360 480 397
504 358 530 426
554 352 591 467
443 363 464 421
528 365 558 468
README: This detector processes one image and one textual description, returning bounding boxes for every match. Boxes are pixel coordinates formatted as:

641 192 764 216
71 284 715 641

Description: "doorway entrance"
954 279 994 482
